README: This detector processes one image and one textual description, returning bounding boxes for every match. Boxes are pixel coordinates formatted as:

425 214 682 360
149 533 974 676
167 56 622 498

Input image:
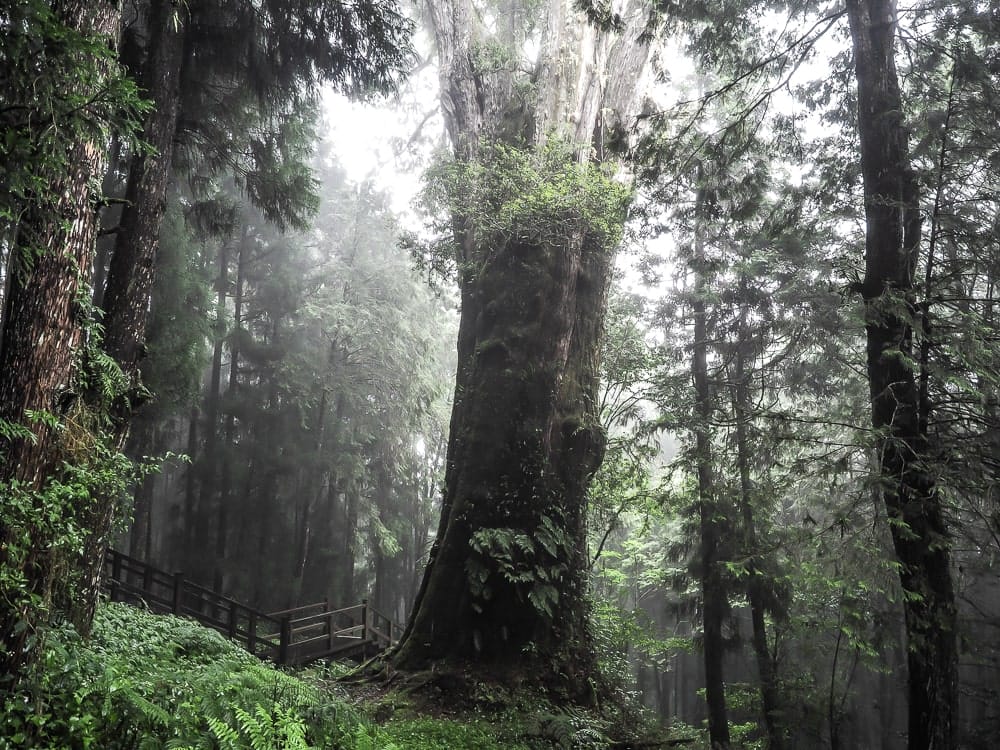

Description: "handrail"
102 548 401 667
266 601 328 619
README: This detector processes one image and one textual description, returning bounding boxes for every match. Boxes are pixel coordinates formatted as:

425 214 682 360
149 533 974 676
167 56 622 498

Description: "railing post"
327 602 334 653
278 616 291 665
361 598 368 642
172 572 184 614
142 564 152 593
111 550 123 587
247 611 257 655
227 602 238 640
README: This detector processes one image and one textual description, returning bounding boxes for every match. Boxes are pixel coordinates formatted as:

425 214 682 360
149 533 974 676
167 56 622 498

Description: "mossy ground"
336 657 692 749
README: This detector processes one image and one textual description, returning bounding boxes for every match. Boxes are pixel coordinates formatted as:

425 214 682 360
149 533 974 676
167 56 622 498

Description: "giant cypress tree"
389 0 650 687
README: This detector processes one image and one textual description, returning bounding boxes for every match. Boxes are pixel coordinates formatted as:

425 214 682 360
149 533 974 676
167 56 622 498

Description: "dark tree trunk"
214 224 247 594
101 0 186 393
299 391 347 603
846 2 959 748
337 483 360 607
731 317 783 750
181 403 199 571
691 198 730 749
128 418 157 560
372 449 393 614
191 240 228 580
291 389 327 597
68 0 189 631
251 471 279 607
0 0 122 685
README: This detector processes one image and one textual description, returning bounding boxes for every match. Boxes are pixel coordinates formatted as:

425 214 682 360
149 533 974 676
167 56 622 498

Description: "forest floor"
0 603 695 749
328 647 698 748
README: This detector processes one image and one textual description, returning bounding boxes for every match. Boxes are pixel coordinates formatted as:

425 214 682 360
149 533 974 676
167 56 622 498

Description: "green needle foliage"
0 0 148 238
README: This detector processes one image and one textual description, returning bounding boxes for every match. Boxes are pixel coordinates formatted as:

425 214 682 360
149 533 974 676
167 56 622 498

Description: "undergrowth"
0 603 379 749
0 602 686 749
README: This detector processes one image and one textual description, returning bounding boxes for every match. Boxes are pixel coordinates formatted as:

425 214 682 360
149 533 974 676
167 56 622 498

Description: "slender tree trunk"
691 189 730 749
128 419 157 560
0 0 123 685
340 483 360 607
251 472 279 607
731 318 784 750
372 448 393 613
300 391 347 603
214 224 247 594
192 240 228 581
846 2 959 748
292 390 327 588
181 404 199 571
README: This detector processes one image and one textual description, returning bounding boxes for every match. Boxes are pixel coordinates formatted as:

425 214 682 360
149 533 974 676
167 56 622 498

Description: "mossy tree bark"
390 0 649 687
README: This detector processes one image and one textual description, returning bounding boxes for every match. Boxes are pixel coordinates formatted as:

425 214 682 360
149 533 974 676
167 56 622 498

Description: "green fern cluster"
0 603 386 749
522 706 610 749
467 513 571 620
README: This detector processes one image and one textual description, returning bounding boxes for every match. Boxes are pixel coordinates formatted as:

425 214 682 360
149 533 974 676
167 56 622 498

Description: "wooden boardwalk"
102 549 400 666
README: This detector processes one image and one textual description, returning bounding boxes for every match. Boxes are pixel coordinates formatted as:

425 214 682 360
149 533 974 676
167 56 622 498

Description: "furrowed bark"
0 0 123 685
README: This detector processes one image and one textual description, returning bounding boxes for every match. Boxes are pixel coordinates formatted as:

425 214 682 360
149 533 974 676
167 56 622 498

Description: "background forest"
2 0 1000 749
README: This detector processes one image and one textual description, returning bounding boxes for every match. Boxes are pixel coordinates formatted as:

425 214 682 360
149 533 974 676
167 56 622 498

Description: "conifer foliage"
0 0 413 690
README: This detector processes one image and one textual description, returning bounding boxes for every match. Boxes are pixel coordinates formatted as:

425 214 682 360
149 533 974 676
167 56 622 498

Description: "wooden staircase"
102 549 401 666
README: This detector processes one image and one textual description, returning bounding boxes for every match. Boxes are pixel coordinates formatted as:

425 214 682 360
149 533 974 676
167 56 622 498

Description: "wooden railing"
102 549 400 666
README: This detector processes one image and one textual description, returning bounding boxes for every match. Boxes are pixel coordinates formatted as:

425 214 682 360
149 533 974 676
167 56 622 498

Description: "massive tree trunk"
0 0 123 685
390 0 649 688
846 2 959 748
